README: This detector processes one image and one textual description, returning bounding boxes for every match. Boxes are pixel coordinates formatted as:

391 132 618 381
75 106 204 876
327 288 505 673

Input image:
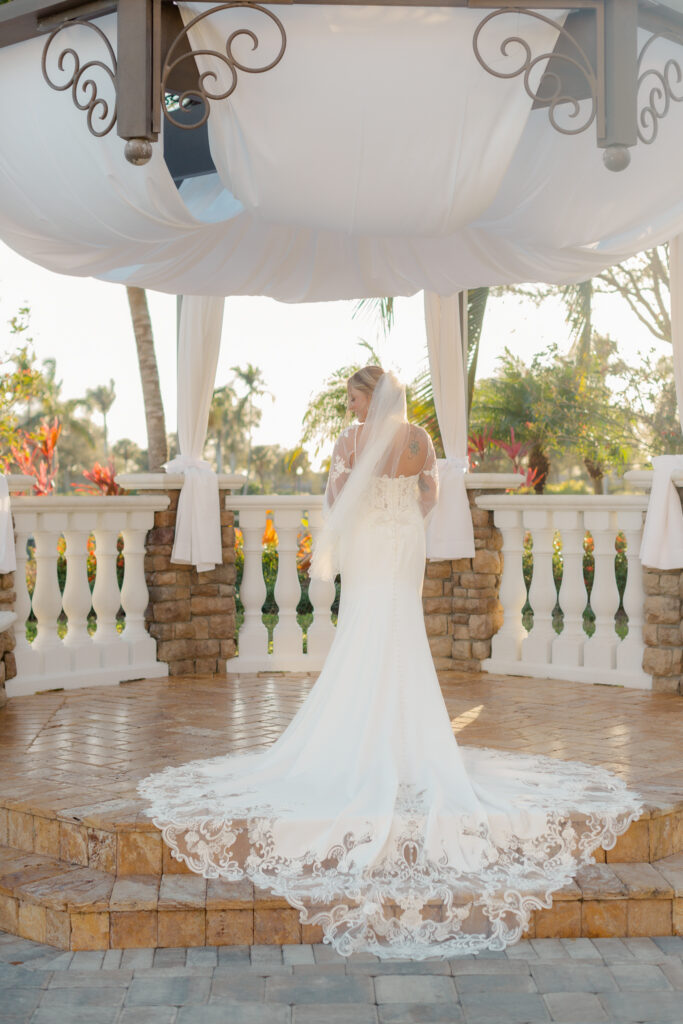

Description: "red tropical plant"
72 459 122 495
493 428 529 473
10 417 62 495
467 428 495 468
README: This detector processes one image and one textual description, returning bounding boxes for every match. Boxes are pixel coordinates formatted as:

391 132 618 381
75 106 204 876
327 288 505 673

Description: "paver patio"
0 672 682 950
1 931 683 1023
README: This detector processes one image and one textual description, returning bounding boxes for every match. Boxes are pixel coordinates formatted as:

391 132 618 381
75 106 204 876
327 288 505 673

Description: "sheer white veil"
311 371 407 581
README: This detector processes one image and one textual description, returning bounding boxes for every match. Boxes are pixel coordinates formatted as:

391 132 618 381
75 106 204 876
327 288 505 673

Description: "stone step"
0 842 681 952
2 800 682 879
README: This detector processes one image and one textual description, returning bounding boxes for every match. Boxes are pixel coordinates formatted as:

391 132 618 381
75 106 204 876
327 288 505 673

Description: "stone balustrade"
229 495 331 673
7 495 170 698
476 494 651 689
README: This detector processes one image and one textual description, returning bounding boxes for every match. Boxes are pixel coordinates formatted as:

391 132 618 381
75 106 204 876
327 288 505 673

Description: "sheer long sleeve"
324 425 357 510
418 431 439 519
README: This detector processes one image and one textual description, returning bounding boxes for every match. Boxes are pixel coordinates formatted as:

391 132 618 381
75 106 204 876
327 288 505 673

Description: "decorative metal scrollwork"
41 19 117 137
162 2 287 130
636 33 683 145
472 9 597 136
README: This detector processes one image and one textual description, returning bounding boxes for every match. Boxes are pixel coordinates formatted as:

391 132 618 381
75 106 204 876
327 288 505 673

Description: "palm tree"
125 286 168 471
207 383 247 473
354 291 490 449
231 363 272 493
85 379 116 458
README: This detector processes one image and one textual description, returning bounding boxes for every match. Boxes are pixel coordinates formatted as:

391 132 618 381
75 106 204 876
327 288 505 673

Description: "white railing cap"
6 475 33 493
465 472 525 490
476 493 649 511
228 494 324 508
10 494 170 511
115 472 246 491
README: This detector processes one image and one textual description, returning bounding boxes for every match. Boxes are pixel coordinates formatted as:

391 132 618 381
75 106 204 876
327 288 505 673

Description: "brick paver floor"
1 672 682 828
1 930 682 1023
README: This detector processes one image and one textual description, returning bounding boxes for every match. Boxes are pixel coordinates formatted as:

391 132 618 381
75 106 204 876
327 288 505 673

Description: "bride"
138 365 641 959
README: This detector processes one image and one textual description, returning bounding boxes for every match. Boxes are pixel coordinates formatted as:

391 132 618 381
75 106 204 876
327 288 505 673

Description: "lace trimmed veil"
311 370 410 581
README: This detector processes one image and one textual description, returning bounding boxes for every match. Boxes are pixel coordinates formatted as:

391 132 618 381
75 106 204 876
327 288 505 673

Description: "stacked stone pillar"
141 484 238 676
0 571 17 708
642 566 683 694
423 486 504 676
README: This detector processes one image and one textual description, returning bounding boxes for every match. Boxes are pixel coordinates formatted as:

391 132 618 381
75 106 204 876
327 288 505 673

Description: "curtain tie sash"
640 454 683 570
426 456 475 561
164 456 222 573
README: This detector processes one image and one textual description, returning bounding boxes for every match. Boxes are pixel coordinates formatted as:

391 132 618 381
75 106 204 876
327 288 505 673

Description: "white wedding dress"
138 416 642 959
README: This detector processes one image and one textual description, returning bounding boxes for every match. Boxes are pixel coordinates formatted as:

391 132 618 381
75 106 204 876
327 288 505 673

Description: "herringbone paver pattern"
0 672 681 829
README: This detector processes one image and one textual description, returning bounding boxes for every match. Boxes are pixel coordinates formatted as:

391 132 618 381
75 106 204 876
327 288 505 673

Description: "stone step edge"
0 845 681 951
2 802 682 877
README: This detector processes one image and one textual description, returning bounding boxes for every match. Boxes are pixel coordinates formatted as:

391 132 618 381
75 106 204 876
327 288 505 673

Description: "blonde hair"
347 365 384 397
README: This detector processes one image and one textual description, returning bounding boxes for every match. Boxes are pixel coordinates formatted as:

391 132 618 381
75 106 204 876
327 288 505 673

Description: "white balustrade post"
489 508 526 663
305 505 337 665
30 511 70 673
234 507 269 669
92 512 127 666
11 509 41 676
552 509 587 669
62 514 100 673
120 512 157 662
521 508 557 665
583 508 620 671
272 507 305 666
616 508 649 682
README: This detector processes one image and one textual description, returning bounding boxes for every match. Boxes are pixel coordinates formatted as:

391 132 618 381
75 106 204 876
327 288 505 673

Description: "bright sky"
0 240 669 469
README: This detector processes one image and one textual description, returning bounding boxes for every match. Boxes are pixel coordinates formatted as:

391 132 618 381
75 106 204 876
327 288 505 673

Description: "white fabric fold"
168 295 225 573
639 236 683 570
0 476 16 574
424 293 475 560
3 22 683 298
639 455 683 569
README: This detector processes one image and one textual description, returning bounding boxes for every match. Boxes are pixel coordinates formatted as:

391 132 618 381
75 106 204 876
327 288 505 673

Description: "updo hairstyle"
346 365 385 397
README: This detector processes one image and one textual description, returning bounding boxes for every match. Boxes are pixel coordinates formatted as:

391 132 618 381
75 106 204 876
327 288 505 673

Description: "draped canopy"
1 7 683 299
2 4 683 569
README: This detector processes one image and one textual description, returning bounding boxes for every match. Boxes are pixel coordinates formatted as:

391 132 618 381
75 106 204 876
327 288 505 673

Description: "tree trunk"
528 444 549 494
584 457 604 495
126 287 168 471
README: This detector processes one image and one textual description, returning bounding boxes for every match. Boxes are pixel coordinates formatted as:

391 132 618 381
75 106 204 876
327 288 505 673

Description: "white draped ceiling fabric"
640 233 683 570
2 8 683 566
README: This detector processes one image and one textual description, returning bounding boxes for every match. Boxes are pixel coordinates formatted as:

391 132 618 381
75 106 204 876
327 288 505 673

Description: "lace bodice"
326 422 438 519
367 475 422 521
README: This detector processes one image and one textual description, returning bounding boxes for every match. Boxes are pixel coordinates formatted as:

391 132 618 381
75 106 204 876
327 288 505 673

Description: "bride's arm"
324 426 356 510
418 431 439 519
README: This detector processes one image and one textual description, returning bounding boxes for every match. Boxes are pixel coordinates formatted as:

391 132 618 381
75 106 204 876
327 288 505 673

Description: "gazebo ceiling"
1 0 683 179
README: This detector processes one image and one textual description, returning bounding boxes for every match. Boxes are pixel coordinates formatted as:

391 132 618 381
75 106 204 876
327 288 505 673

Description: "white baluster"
583 508 620 671
272 507 305 667
120 524 149 639
616 508 649 682
11 509 42 677
31 512 70 674
489 508 526 663
92 513 127 666
235 507 269 670
552 509 587 669
521 508 556 665
306 505 337 666
62 515 100 673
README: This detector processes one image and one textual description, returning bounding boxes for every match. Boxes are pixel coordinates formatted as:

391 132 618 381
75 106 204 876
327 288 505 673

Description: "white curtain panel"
2 20 683 298
639 234 683 569
165 295 225 572
424 293 475 560
0 477 16 574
